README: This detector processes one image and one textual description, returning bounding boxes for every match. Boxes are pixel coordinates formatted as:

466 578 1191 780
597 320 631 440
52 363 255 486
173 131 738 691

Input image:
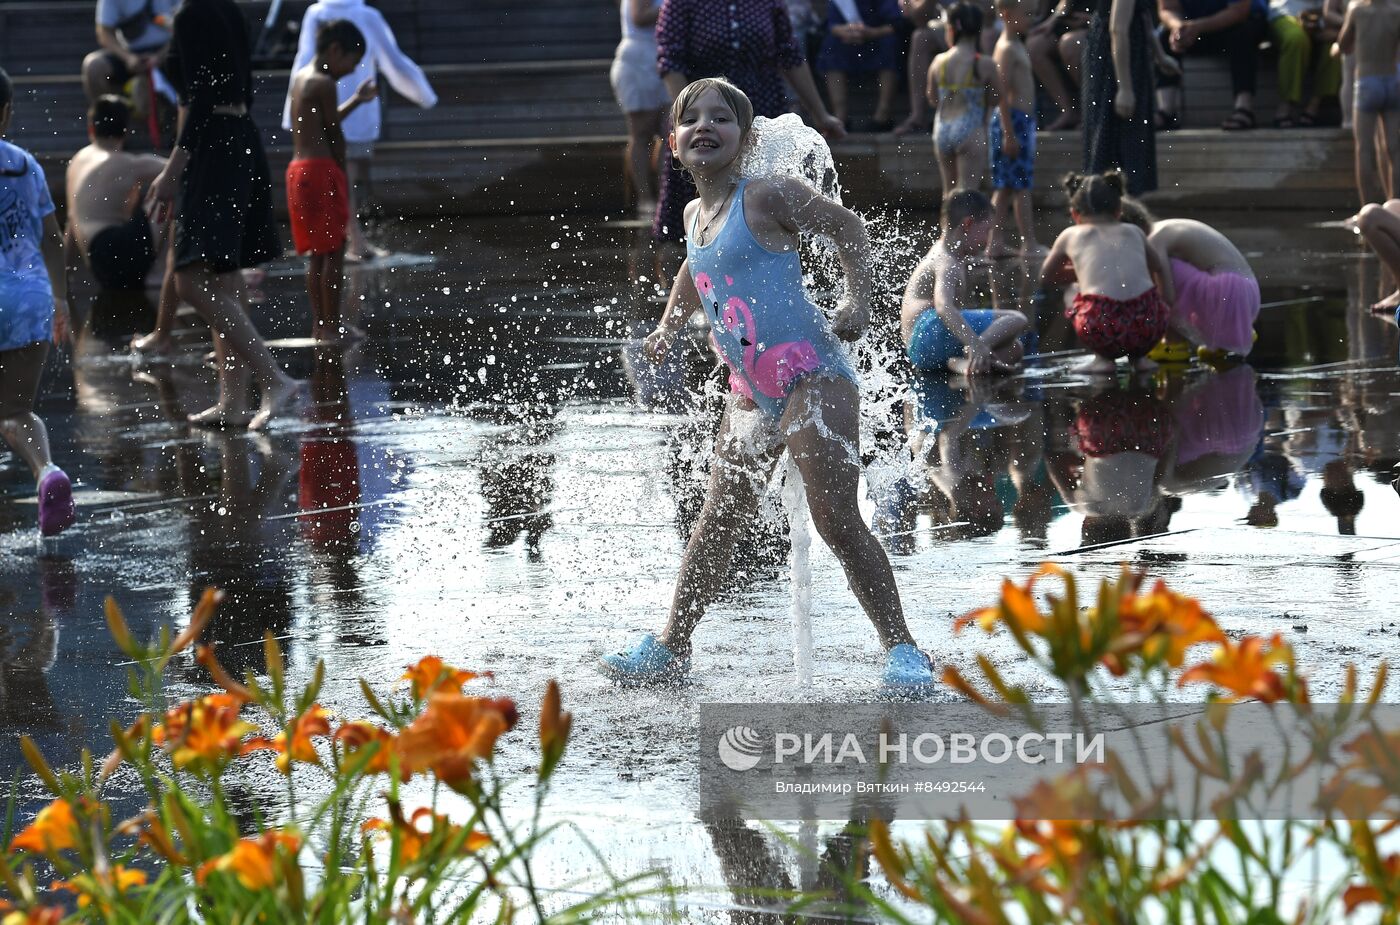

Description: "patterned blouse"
655 0 806 118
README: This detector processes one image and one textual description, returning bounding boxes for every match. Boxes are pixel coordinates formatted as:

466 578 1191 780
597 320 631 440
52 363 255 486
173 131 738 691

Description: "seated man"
65 96 167 292
1155 0 1268 130
82 0 176 105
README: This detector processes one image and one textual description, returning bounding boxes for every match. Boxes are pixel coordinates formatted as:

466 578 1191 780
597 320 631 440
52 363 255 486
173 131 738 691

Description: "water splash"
779 455 813 687
739 114 842 204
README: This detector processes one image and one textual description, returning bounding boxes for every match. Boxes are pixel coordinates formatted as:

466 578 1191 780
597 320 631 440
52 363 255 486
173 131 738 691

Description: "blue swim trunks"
1356 70 1400 114
989 107 1035 191
906 307 998 371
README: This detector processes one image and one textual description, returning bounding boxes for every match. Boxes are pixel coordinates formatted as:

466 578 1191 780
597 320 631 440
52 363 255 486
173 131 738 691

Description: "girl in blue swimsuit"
601 77 934 690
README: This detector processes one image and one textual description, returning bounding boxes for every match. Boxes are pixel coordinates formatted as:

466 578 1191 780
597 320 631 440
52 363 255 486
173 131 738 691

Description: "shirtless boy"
1336 0 1400 211
986 0 1044 259
902 190 1029 376
287 19 377 342
65 97 170 292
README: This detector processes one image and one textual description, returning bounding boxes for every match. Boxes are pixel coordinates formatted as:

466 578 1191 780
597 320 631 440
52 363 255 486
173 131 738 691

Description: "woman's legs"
1271 15 1307 121
658 399 782 656
896 27 946 134
623 109 664 212
826 70 850 124
875 68 898 123
781 376 915 651
1029 24 1077 129
132 231 178 354
176 262 299 429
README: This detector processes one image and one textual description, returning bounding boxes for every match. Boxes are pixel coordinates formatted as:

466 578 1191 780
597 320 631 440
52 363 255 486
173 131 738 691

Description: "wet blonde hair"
670 77 755 144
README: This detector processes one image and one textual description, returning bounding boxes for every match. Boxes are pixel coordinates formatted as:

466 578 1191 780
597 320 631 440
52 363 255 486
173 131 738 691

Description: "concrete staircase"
0 0 1353 215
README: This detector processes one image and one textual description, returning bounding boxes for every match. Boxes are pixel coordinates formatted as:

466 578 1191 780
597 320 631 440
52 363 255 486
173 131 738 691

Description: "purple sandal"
38 468 75 537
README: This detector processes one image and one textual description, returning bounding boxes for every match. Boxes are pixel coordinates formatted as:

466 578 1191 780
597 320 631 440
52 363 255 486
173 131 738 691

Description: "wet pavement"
2 208 1399 918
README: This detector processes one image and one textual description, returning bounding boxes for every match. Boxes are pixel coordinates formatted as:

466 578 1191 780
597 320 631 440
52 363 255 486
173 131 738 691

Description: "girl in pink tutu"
1120 199 1260 360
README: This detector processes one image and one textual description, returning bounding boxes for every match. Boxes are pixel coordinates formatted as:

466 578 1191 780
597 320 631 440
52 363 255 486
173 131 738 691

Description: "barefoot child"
930 3 996 197
287 19 377 343
1118 197 1260 359
986 0 1043 258
902 190 1030 375
600 78 934 689
1038 171 1174 374
1336 0 1400 210
1356 197 1400 310
0 69 76 537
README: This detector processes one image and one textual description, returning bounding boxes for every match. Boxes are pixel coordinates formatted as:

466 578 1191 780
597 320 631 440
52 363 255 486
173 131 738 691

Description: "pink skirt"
1170 258 1260 355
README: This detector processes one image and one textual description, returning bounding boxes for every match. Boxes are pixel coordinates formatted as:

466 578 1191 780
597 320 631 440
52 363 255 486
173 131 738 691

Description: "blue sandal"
599 634 691 683
882 643 935 690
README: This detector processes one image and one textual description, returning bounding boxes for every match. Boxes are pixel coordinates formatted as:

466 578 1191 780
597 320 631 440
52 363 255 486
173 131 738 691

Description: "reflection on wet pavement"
2 211 1398 916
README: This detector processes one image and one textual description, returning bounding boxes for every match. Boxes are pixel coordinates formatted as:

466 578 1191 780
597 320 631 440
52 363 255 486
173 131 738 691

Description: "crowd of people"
0 0 438 541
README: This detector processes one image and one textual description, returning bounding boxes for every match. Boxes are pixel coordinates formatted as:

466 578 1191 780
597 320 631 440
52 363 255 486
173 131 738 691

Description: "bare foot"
1046 111 1080 131
892 115 931 137
315 322 367 344
249 376 305 431
131 331 174 357
1343 213 1361 232
1019 242 1048 262
635 198 657 216
1075 355 1118 375
1131 355 1159 373
241 267 267 287
1372 289 1400 312
188 405 253 429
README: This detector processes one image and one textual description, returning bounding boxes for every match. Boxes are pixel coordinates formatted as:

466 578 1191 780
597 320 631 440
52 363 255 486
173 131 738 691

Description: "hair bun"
1101 170 1125 194
1063 173 1085 196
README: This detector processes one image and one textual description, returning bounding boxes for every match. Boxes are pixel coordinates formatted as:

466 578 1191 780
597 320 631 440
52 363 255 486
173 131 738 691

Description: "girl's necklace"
694 184 738 247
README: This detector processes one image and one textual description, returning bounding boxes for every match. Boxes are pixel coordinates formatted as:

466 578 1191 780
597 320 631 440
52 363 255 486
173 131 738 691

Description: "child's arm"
1334 1 1355 54
337 78 379 123
645 257 703 363
760 177 872 339
42 215 70 345
1036 230 1073 290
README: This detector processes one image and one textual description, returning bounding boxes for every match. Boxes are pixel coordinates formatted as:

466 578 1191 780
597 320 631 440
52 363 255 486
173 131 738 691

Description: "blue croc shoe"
599 634 690 683
881 643 934 690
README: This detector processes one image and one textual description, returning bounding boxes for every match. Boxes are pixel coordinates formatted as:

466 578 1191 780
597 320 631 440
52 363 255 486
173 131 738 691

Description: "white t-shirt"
281 0 438 145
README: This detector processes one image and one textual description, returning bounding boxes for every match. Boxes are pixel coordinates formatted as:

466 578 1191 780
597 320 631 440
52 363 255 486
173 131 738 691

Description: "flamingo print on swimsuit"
693 271 819 403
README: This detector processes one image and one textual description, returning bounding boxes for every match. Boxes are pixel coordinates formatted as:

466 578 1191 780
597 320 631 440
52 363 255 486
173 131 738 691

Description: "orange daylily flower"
538 680 571 777
401 657 487 700
335 720 398 776
362 806 490 866
9 798 79 855
955 569 1054 636
52 866 148 909
243 705 332 774
195 831 302 890
1178 633 1306 703
1342 854 1400 913
1106 577 1225 674
396 689 518 786
196 644 255 701
153 692 257 770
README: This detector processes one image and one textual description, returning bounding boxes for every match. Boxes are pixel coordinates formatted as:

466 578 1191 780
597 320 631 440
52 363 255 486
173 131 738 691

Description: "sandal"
1221 107 1256 131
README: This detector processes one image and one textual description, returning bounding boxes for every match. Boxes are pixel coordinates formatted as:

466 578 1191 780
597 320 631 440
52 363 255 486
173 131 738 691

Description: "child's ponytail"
947 2 984 42
1065 169 1124 218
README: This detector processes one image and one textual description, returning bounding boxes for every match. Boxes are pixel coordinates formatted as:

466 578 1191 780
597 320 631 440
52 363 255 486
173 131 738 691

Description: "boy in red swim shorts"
287 19 377 342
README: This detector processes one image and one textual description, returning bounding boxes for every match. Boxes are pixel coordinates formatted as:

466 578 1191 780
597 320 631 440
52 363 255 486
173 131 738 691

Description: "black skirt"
1081 0 1157 196
174 113 280 272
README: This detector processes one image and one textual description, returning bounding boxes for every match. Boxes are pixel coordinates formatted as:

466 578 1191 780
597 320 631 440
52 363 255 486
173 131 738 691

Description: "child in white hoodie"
282 0 437 261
